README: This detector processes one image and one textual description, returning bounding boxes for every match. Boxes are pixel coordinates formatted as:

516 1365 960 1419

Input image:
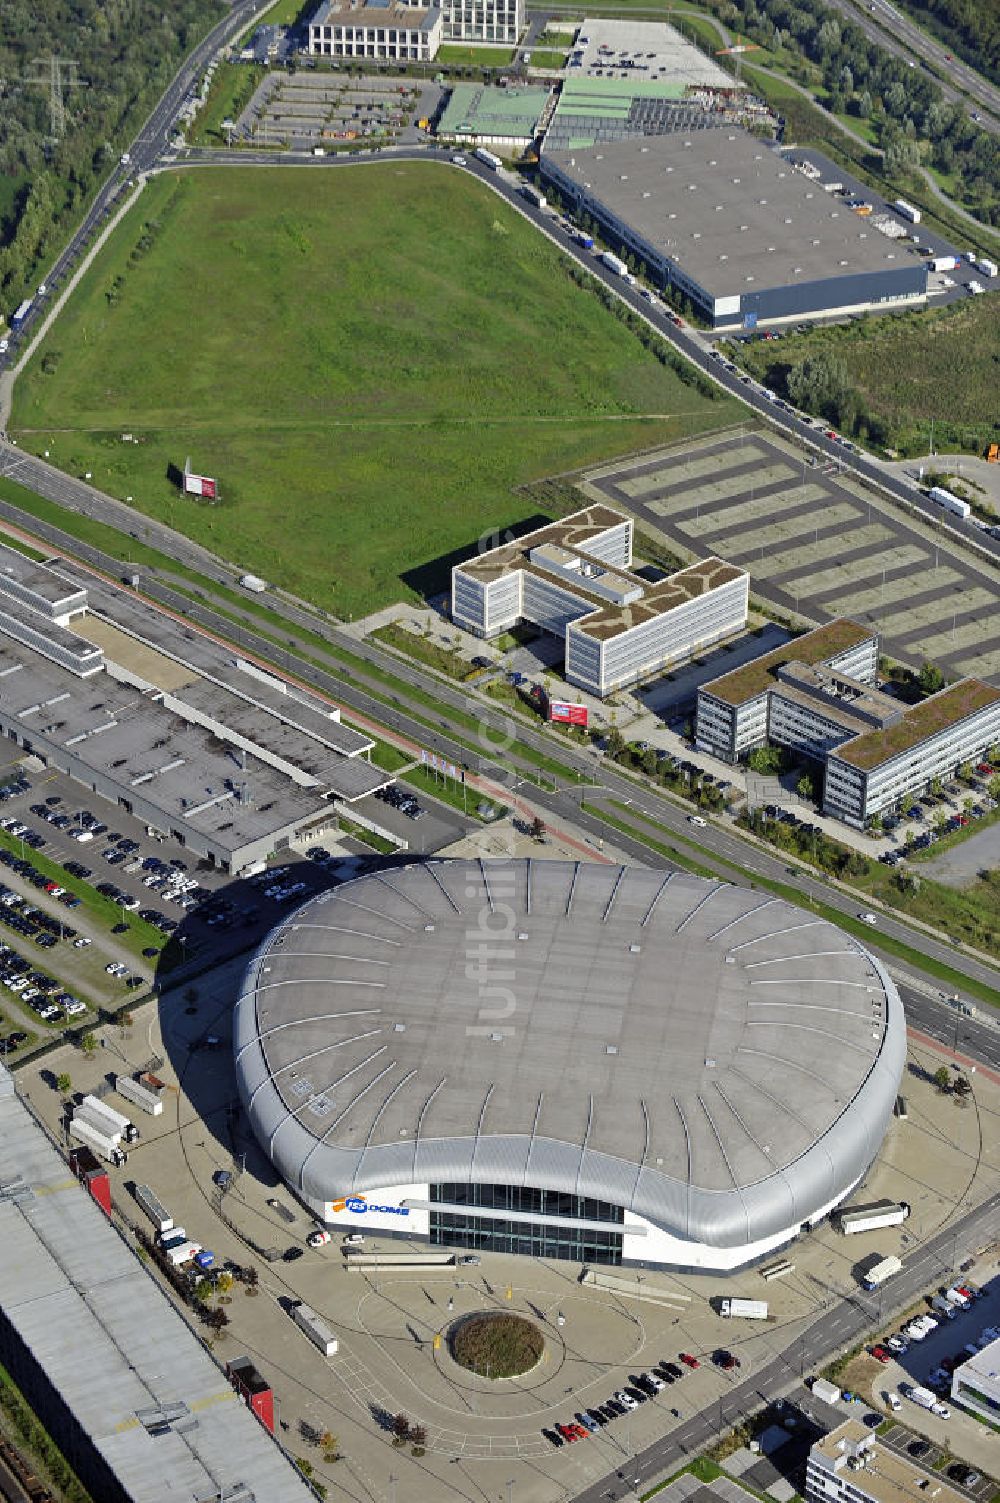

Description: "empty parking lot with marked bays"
581 432 1000 685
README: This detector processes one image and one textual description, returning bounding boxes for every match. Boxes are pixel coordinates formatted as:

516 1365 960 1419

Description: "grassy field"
735 302 1000 457
436 44 515 65
188 62 264 146
528 49 569 68
11 164 737 618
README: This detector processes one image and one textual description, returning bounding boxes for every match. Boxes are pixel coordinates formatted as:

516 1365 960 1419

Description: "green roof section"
835 679 1000 771
559 77 687 104
703 619 874 707
438 83 552 138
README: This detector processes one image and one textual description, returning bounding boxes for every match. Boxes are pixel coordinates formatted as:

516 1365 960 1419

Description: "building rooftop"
0 594 105 675
773 662 902 735
570 17 740 91
0 1065 315 1503
237 859 905 1250
311 0 441 27
541 132 927 296
810 1421 968 1503
456 504 628 582
438 83 553 139
702 619 875 706
0 542 87 616
576 556 744 640
953 1334 1000 1388
835 678 1000 770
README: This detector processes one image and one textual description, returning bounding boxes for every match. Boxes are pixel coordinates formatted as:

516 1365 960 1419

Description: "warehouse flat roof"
0 595 105 674
237 860 905 1250
543 132 926 297
0 542 87 616
0 1066 315 1503
438 83 553 138
701 619 874 706
834 678 1000 770
571 17 740 91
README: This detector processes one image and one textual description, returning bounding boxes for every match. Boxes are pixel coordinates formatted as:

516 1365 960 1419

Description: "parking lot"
580 430 1000 685
236 71 441 149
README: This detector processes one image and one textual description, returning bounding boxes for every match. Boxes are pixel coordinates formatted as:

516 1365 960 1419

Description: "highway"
572 1189 1000 1503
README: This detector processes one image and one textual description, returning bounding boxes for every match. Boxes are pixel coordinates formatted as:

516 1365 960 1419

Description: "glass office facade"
428 1183 625 1263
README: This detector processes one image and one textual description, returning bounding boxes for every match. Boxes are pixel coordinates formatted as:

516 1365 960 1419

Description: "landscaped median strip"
582 798 1000 1011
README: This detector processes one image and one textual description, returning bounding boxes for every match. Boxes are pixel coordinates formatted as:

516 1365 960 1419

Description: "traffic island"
449 1312 545 1380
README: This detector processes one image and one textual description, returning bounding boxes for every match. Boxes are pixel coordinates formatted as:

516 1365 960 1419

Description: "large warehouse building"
540 131 928 327
236 859 906 1272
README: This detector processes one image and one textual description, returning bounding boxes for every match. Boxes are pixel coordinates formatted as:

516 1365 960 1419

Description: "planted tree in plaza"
56 1072 72 1094
392 1413 410 1445
410 1422 427 1456
933 1065 952 1093
529 815 546 844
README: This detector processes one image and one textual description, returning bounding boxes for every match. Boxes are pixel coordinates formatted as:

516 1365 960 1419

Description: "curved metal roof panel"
235 859 905 1248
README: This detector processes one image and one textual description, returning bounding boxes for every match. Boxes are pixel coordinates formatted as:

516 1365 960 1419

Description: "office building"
451 505 748 698
237 859 905 1271
308 1 443 61
806 1422 968 1503
950 1335 1000 1423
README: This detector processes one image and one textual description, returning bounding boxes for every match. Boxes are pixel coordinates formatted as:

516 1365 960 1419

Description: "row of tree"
0 0 225 312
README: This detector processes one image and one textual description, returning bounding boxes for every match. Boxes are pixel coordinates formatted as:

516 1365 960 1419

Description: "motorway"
574 1189 1000 1503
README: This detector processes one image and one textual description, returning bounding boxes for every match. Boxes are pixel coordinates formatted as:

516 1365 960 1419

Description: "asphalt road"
572 1190 1000 1503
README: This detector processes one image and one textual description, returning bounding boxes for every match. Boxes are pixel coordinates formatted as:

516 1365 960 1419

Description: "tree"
641 746 658 777
933 1065 952 1092
958 762 973 782
56 1072 72 1094
606 726 625 759
953 1075 971 1098
392 1413 410 1444
193 1278 213 1305
79 1032 98 1056
786 351 853 423
857 88 873 117
796 773 814 801
410 1422 427 1455
900 792 914 815
529 815 546 843
918 661 945 697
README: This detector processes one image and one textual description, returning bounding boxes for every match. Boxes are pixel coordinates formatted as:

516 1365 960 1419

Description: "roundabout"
450 1312 545 1380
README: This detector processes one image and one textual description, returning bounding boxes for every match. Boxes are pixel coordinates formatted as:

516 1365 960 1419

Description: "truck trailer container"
133 1183 173 1234
894 198 921 224
520 183 547 209
165 1240 201 1266
720 1298 769 1320
239 574 268 593
834 1199 910 1235
862 1254 902 1289
115 1072 165 1117
474 147 501 171
928 485 971 519
290 1301 338 1356
929 255 958 272
600 250 627 276
80 1094 139 1143
811 1378 842 1404
979 258 998 278
68 1111 127 1167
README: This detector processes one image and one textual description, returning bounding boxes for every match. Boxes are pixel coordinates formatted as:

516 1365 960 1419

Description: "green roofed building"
438 84 552 146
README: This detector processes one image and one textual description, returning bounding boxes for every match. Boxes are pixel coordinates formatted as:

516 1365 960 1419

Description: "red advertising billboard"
183 457 218 499
549 700 589 729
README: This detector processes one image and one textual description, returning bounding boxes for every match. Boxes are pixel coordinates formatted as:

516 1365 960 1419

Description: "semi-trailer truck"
239 574 268 593
834 1200 910 1235
862 1254 902 1290
290 1301 338 1356
81 1094 139 1143
68 1111 127 1167
928 485 971 519
474 147 501 171
600 250 627 276
133 1183 173 1233
520 183 547 209
929 255 957 272
720 1298 769 1320
116 1073 165 1117
894 198 921 224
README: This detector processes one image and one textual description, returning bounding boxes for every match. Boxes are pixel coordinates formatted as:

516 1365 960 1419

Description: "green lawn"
436 44 515 66
528 49 569 68
11 164 737 619
189 62 264 146
736 302 1000 456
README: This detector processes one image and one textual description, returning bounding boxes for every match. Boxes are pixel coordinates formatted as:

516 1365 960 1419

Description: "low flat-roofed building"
438 83 553 147
0 594 104 678
568 16 743 92
308 1 443 60
540 131 928 327
452 505 747 697
950 1335 1000 1423
807 1421 967 1503
0 1063 315 1503
0 542 87 624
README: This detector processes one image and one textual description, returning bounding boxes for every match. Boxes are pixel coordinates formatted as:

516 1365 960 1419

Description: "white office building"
807 1422 967 1503
452 505 748 698
308 2 443 60
950 1336 1000 1424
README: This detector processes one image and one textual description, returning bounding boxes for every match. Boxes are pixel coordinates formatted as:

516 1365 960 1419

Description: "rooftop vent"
606 1044 618 1055
629 943 641 953
393 1022 406 1033
705 1057 717 1068
424 923 435 932
490 1032 505 1043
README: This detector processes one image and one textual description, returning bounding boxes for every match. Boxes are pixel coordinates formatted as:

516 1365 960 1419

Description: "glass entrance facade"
428 1183 625 1263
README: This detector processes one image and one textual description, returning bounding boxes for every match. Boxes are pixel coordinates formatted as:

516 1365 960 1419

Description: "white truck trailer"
520 183 547 209
115 1073 165 1117
811 1378 842 1405
929 254 958 272
862 1254 902 1290
81 1094 139 1143
68 1110 127 1167
239 574 268 593
290 1301 338 1356
894 198 921 224
928 485 971 519
720 1298 769 1320
133 1183 173 1234
599 250 627 276
908 1385 950 1417
834 1199 910 1235
474 147 501 171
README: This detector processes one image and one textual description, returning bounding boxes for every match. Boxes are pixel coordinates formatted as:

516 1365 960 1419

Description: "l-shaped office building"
451 505 748 697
